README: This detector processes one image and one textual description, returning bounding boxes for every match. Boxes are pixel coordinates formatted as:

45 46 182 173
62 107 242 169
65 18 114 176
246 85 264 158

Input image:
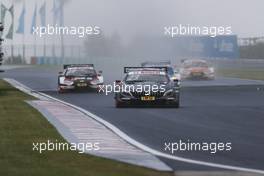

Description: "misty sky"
1 0 264 45
67 0 264 41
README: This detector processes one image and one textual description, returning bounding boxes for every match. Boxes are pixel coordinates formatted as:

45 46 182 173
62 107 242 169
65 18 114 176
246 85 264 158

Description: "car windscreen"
125 74 169 83
65 68 96 77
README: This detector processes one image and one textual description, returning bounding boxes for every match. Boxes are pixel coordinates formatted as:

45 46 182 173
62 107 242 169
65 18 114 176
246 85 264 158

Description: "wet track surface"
1 66 264 171
44 86 264 171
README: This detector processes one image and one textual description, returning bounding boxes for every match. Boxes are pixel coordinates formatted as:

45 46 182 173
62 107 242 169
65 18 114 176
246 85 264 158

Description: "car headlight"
121 91 133 97
90 78 100 85
163 89 174 97
63 78 74 85
172 74 181 81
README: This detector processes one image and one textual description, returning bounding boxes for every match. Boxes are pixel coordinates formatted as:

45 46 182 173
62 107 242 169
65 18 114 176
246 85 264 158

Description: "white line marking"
4 78 264 175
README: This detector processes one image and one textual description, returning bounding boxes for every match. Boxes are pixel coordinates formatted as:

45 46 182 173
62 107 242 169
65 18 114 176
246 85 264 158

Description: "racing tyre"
58 87 66 94
169 101 179 108
173 101 180 108
115 100 125 108
171 93 180 108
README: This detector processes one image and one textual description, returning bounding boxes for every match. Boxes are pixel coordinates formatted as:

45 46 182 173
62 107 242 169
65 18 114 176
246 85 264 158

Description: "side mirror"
115 80 122 84
58 71 63 75
0 70 5 73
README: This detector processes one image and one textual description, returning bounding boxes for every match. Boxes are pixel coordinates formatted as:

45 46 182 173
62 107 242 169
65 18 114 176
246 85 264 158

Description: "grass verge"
0 79 172 176
217 68 264 80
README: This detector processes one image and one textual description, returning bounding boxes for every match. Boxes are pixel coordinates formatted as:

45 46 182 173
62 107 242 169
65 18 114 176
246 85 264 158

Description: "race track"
1 66 264 171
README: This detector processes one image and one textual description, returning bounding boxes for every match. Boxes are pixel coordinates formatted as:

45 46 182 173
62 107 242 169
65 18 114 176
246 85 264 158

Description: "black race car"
58 64 104 93
114 67 180 108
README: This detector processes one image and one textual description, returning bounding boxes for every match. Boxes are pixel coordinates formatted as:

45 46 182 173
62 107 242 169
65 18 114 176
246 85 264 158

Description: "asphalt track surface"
1 66 264 171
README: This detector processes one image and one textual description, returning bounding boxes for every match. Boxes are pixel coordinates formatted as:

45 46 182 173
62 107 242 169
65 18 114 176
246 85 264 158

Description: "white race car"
58 64 104 93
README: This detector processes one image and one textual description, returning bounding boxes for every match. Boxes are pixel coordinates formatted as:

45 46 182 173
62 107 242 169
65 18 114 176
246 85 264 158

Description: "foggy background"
1 0 264 46
1 0 264 75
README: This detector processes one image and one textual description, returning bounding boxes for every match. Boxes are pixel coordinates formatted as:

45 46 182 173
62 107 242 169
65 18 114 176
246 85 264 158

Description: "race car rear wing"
63 64 94 69
141 61 171 67
124 67 167 73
